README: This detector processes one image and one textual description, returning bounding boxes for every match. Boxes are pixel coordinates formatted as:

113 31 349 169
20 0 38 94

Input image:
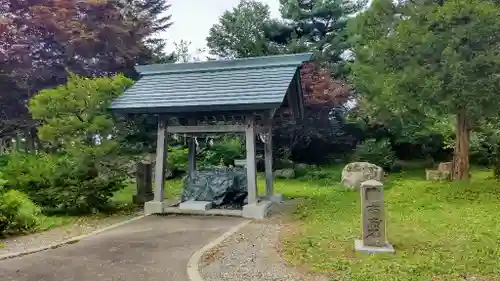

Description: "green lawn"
276 167 500 281
112 178 184 205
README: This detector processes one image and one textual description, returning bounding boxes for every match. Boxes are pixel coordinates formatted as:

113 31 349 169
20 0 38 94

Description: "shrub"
201 136 244 166
301 169 332 181
168 146 188 173
52 154 126 213
3 152 126 214
0 175 41 235
3 152 58 207
295 165 343 183
15 74 132 213
0 154 8 168
351 139 396 169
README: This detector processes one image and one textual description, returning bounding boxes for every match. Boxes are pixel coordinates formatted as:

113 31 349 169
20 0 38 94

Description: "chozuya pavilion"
111 53 312 219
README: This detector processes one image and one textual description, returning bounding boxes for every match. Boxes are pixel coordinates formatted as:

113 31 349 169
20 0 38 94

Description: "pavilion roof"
111 53 312 118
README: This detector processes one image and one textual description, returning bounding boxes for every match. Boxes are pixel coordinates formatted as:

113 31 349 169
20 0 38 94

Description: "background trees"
2 0 499 187
350 0 500 179
0 0 174 145
206 0 364 163
206 0 280 58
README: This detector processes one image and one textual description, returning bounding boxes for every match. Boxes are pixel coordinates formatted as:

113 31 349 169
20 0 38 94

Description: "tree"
301 62 352 108
118 0 177 66
206 0 281 58
0 0 174 140
268 0 367 76
205 0 360 163
20 74 135 211
273 61 354 162
350 0 500 179
29 73 133 149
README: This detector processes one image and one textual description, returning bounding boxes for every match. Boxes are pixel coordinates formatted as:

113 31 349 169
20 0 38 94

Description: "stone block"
242 201 272 220
438 162 453 172
355 239 395 254
135 162 153 204
179 200 213 211
342 162 384 190
426 169 451 181
133 193 154 205
144 201 165 215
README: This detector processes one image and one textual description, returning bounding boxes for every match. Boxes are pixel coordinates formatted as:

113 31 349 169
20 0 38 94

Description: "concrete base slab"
242 201 272 220
163 207 243 217
144 201 165 215
133 193 154 205
355 239 395 254
179 201 213 211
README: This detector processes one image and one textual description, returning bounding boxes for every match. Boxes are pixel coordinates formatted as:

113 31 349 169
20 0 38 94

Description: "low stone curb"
0 214 148 261
186 220 251 281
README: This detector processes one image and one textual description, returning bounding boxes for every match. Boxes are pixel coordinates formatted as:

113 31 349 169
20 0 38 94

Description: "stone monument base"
133 193 154 205
355 240 395 254
242 200 272 220
144 201 166 215
179 200 213 211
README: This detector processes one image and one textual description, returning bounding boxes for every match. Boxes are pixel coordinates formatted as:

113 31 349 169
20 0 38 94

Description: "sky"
160 0 281 55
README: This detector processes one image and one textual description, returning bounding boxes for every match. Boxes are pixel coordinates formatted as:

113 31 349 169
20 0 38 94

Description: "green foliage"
351 139 396 169
4 74 136 214
295 165 342 183
0 174 42 235
168 146 188 173
0 155 8 168
206 0 366 74
29 74 133 148
201 137 244 167
468 118 500 177
275 0 366 76
3 152 126 213
2 152 57 207
206 0 281 58
350 0 500 175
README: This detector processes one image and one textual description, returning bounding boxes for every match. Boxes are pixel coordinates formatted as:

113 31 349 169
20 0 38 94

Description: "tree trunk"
452 110 470 180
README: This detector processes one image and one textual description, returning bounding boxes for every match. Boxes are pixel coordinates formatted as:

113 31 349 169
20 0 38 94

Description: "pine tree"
267 0 367 77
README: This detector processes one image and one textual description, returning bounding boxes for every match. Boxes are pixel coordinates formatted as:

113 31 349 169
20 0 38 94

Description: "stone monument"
355 180 395 254
426 161 452 181
133 162 154 204
341 162 384 190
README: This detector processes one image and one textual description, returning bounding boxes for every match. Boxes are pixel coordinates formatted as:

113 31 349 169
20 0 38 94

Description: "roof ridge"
135 53 312 76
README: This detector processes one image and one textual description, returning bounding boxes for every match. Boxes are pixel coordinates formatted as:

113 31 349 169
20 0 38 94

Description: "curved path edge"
0 214 148 261
186 220 251 281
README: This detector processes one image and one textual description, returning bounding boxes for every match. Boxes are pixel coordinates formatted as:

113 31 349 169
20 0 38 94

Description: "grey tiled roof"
111 53 312 115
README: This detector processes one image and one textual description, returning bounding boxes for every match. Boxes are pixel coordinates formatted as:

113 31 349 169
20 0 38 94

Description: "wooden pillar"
245 116 258 204
187 139 196 176
264 120 274 197
154 117 168 202
187 119 197 177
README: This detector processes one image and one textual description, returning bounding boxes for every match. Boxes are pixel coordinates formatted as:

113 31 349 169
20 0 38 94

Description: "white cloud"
159 0 281 54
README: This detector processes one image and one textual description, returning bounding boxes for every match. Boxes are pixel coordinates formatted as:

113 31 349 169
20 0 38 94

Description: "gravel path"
199 207 329 281
0 213 140 254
